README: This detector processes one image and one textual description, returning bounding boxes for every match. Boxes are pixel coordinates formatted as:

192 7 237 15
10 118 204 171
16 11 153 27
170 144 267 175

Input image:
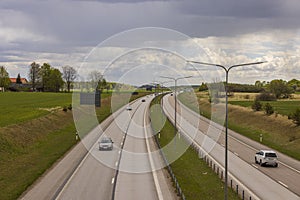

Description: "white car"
255 150 278 167
126 106 132 111
99 137 113 151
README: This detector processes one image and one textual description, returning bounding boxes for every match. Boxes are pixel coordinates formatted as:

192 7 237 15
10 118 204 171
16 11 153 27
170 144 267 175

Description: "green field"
150 95 240 200
179 92 300 161
229 100 300 116
0 91 151 200
0 92 72 127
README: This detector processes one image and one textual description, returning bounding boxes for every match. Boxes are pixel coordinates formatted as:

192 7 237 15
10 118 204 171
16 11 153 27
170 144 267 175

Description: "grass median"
150 95 240 200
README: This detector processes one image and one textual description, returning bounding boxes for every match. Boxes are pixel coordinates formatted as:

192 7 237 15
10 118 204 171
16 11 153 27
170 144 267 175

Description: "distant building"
9 77 31 91
9 78 28 84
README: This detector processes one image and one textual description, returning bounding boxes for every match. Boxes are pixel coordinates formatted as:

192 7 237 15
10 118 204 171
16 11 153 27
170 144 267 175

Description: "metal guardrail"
149 97 186 200
165 97 260 200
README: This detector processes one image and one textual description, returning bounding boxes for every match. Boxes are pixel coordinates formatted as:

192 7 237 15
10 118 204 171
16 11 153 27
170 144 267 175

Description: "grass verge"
150 95 240 200
178 92 300 161
0 91 151 200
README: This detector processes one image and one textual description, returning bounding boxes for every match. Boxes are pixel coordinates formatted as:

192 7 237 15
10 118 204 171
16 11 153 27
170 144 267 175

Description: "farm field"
0 91 150 200
179 92 300 161
0 92 72 127
229 100 300 116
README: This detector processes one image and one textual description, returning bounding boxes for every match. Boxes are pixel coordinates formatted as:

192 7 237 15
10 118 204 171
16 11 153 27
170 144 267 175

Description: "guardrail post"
236 184 239 194
242 190 245 200
230 179 232 188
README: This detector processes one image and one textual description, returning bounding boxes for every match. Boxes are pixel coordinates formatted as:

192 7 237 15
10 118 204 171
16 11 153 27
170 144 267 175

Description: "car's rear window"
266 153 277 157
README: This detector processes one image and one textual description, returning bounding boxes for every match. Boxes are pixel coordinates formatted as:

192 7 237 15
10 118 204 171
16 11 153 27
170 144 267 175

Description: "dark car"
141 99 146 102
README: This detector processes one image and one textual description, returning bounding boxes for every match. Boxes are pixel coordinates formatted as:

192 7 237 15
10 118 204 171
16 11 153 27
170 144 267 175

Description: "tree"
88 70 103 91
16 73 22 84
48 68 64 92
264 103 274 115
0 66 11 90
62 66 77 92
98 78 107 92
252 100 262 111
269 79 293 99
289 108 300 126
199 82 208 91
29 62 40 91
288 79 300 91
39 63 52 91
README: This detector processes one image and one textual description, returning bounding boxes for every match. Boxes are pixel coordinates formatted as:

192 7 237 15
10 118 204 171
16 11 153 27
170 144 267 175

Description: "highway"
20 96 175 200
163 93 300 200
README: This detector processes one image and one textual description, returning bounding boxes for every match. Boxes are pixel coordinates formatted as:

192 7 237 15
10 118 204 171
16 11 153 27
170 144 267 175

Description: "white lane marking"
278 181 288 188
54 146 91 199
251 164 258 169
143 106 164 200
111 177 115 184
115 161 118 167
176 97 300 175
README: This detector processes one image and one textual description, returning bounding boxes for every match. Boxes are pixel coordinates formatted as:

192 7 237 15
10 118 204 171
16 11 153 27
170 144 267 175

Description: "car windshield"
101 138 111 143
266 153 277 157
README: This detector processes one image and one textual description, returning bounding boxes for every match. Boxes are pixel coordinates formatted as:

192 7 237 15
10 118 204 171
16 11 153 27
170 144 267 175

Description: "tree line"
0 63 111 93
199 79 300 100
0 63 78 92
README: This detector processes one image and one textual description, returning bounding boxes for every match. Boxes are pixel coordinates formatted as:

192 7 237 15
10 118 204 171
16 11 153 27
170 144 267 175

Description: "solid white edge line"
251 164 259 169
54 144 91 200
144 104 164 200
177 95 300 175
278 181 288 188
162 95 262 200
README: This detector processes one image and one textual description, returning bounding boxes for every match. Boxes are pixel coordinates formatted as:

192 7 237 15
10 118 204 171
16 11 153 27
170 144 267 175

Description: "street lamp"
160 75 192 149
187 60 266 200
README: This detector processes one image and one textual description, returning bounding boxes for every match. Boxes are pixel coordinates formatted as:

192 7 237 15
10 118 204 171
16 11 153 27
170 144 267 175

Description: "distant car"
126 106 132 110
99 137 113 150
255 150 278 167
141 99 146 102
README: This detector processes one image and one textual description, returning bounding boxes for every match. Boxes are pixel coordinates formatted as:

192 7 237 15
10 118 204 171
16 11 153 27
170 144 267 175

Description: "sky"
1 0 300 86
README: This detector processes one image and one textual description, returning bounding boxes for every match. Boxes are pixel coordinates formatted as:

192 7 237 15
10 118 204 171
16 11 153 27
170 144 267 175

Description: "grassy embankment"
0 91 150 200
178 91 300 161
150 95 240 200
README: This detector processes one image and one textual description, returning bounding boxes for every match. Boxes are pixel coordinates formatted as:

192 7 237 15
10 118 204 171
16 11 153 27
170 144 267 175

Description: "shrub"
68 104 72 110
264 103 274 115
252 100 262 111
289 108 300 126
63 106 68 112
256 92 276 101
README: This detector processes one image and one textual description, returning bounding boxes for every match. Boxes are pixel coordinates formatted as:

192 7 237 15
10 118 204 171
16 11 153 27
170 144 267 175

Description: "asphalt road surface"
163 93 300 200
20 95 175 200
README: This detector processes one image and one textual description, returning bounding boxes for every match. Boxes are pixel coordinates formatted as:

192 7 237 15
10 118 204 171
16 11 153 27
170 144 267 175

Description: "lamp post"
160 75 192 149
187 60 266 200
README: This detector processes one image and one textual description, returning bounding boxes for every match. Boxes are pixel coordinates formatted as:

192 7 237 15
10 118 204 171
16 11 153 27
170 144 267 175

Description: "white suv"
255 150 278 167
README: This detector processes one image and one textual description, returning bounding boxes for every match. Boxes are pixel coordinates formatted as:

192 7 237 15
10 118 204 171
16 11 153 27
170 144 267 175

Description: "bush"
256 92 276 101
63 106 68 112
252 100 262 111
289 108 300 126
264 103 274 115
68 104 72 110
